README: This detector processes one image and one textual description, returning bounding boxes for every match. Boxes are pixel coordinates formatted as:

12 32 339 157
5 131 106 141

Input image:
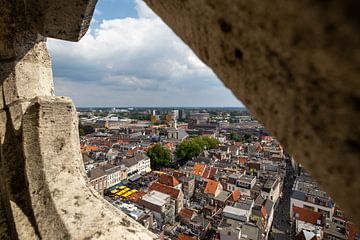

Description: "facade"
260 177 281 203
100 163 127 188
149 182 184 214
290 178 334 219
139 190 175 228
87 168 108 196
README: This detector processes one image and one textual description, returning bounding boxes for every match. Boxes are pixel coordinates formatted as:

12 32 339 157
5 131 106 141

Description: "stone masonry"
0 0 156 239
144 0 360 227
0 0 359 238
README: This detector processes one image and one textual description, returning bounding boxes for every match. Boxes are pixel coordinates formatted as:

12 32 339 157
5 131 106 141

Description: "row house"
149 182 184 214
119 153 151 177
260 177 281 203
87 168 108 196
178 208 211 234
292 205 324 238
100 163 127 188
139 190 175 228
290 178 334 220
227 174 256 197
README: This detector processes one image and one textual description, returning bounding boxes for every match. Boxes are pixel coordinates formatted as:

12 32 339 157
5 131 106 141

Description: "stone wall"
144 0 360 227
0 0 156 239
0 0 359 238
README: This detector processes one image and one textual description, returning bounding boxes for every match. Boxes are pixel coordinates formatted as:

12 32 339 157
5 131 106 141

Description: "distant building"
99 163 127 188
149 182 184 214
290 177 334 219
188 112 210 129
119 153 151 177
87 168 107 196
139 190 175 228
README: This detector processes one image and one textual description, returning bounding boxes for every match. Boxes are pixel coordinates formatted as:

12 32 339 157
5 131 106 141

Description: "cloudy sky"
47 0 243 107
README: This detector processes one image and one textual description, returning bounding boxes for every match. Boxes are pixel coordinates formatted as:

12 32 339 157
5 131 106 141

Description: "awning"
128 174 142 182
121 179 130 185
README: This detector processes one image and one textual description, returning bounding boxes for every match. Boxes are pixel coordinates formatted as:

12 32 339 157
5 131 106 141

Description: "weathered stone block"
144 0 360 227
25 0 98 41
8 101 30 131
0 86 4 110
22 96 156 239
3 59 54 105
0 111 11 240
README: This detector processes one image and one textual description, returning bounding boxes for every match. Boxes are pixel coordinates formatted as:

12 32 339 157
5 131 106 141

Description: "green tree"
176 136 219 161
147 144 172 169
229 131 240 141
79 128 85 136
200 136 220 149
243 133 252 143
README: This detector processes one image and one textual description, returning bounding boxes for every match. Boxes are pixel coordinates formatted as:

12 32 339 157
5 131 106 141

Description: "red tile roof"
260 206 267 218
228 189 241 202
179 208 196 220
293 206 323 225
159 174 180 187
149 182 180 199
201 167 218 179
192 164 206 175
82 145 98 152
202 168 210 179
209 167 218 179
173 171 186 180
178 233 198 240
239 157 248 164
204 180 220 195
346 221 359 240
128 191 146 203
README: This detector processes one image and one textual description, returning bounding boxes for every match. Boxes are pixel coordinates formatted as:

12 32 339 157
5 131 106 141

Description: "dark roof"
120 157 138 168
264 199 274 215
87 168 106 180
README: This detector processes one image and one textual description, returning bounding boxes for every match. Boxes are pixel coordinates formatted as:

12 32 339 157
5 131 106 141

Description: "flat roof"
141 190 170 206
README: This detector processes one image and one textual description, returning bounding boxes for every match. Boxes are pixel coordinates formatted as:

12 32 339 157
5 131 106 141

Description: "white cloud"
48 0 242 107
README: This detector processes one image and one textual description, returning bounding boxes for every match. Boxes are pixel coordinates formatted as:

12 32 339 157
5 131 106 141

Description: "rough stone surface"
0 86 4 110
22 96 156 239
1 0 359 237
3 41 54 106
24 0 98 41
144 0 360 227
0 0 157 239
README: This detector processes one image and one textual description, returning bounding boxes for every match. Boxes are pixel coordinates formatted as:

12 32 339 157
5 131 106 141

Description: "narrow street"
269 159 295 240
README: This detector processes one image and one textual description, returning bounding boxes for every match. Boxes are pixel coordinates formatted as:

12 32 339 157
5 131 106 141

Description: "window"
335 210 343 217
303 205 315 211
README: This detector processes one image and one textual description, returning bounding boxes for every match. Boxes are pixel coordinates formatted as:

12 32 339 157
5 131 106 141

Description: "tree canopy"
176 136 219 161
229 131 240 141
147 143 172 169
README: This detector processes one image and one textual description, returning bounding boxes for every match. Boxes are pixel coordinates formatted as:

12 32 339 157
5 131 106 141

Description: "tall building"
172 110 179 120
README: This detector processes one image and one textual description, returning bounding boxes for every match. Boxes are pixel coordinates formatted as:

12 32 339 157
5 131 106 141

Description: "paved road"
269 161 295 240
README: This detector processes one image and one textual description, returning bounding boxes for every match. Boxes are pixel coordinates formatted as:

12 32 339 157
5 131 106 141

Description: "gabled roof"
293 206 323 225
178 233 198 240
179 208 196 220
204 179 220 195
128 191 146 203
192 164 206 175
87 168 106 180
295 230 318 240
264 199 274 215
120 157 138 168
82 145 99 152
202 166 218 179
228 189 241 202
260 206 267 218
159 174 180 187
149 182 181 199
